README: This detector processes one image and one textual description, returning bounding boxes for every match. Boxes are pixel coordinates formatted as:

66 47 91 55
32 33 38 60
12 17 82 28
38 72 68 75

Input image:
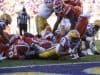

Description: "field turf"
0 41 100 68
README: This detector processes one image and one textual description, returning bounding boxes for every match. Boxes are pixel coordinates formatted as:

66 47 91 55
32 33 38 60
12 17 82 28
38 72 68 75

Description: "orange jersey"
63 0 81 7
69 0 81 6
5 39 29 59
56 4 81 22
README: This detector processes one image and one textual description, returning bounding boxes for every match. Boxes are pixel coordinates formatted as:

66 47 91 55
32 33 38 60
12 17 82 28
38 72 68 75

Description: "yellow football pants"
35 16 49 35
39 48 58 58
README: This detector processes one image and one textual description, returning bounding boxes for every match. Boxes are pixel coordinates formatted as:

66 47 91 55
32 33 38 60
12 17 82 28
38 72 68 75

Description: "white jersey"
56 36 70 53
60 18 71 33
38 4 53 19
60 36 70 47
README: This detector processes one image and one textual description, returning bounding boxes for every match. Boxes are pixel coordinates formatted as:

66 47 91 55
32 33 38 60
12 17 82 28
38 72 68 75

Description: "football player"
43 26 62 43
4 35 31 59
52 0 82 33
82 20 100 55
0 13 12 44
35 0 54 37
0 13 12 60
39 30 80 59
56 29 80 59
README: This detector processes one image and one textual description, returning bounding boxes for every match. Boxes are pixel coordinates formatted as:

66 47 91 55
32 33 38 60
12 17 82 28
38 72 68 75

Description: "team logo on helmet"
67 29 80 42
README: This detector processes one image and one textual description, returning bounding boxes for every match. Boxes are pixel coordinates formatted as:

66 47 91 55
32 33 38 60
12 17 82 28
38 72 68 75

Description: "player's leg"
23 24 27 34
39 48 58 59
35 16 48 36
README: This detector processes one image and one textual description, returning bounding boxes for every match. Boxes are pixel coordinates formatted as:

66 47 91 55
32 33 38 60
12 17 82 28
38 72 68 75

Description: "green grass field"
0 41 100 68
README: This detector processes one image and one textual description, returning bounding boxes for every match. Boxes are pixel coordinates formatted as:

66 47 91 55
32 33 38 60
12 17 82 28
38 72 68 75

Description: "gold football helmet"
0 13 12 24
94 20 100 26
67 30 80 42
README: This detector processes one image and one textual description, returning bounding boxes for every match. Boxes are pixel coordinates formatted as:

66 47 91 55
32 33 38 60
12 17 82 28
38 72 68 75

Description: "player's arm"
66 8 76 29
56 37 68 56
52 16 62 33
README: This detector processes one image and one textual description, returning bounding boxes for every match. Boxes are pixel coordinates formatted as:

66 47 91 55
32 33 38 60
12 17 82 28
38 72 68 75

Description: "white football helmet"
53 0 63 13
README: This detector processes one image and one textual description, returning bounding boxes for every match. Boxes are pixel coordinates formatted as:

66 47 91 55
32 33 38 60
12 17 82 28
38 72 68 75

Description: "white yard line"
0 61 100 69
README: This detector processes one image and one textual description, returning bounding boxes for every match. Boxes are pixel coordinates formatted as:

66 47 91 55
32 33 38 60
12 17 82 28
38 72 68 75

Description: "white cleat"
71 53 79 59
87 49 94 55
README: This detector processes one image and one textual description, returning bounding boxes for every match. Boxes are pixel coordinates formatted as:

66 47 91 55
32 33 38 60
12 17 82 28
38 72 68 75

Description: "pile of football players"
0 0 100 61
